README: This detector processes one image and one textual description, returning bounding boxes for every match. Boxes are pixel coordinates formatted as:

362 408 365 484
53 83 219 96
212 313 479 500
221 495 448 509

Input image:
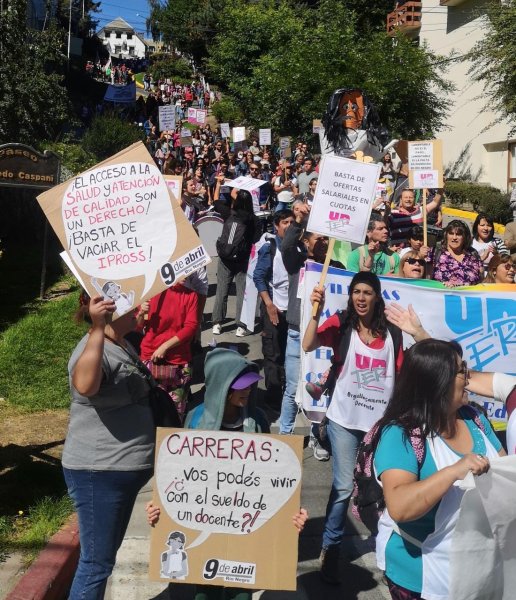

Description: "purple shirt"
433 250 483 285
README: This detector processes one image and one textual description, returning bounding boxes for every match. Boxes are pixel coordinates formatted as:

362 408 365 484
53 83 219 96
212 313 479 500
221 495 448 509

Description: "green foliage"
42 141 97 177
0 292 87 411
207 0 452 138
82 115 145 161
445 181 512 224
150 56 193 82
469 1 516 131
211 96 244 126
0 0 71 144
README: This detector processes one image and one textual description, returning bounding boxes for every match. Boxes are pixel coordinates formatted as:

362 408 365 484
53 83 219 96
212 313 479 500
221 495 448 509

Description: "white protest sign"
181 127 192 138
306 154 381 244
158 105 176 132
413 170 439 188
196 109 207 125
220 123 230 139
224 176 267 192
259 129 271 146
187 107 197 124
233 127 246 143
62 162 176 299
408 141 433 171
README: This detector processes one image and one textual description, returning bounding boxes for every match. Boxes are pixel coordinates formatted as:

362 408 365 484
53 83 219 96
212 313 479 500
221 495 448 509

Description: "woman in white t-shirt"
472 213 509 272
274 163 298 211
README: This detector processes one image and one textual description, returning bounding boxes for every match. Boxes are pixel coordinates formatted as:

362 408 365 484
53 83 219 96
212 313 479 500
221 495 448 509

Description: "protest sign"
279 137 291 159
158 105 176 132
240 235 269 332
180 127 193 147
408 140 443 188
224 176 267 213
220 123 230 139
196 109 207 125
37 142 210 318
306 154 381 244
233 127 246 143
313 119 322 134
103 82 136 104
163 175 182 204
299 261 516 429
150 429 303 590
259 129 271 146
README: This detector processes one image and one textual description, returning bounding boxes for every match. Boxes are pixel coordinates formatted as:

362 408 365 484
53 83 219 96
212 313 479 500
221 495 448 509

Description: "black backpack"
216 215 250 262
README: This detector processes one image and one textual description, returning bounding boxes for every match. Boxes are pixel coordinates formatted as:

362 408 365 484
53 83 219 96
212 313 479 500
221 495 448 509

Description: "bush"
445 180 512 224
41 141 96 178
210 96 244 126
82 115 144 161
150 56 192 82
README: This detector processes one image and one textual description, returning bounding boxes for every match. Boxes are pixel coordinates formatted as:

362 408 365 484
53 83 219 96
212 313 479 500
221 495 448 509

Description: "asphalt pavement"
104 259 389 600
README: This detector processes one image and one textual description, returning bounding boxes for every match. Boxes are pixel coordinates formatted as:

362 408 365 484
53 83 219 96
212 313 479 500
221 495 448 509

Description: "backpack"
351 405 488 536
216 215 250 263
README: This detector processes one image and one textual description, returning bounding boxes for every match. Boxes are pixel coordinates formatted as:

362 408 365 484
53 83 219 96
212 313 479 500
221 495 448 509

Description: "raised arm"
302 286 325 352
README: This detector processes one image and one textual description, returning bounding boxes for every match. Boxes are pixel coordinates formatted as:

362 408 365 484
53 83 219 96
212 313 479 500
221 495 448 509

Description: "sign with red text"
149 429 303 590
306 154 381 243
408 139 443 188
37 142 210 318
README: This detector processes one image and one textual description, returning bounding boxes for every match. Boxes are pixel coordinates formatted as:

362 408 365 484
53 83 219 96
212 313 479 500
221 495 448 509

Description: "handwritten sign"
37 142 210 318
158 105 176 132
408 139 443 188
259 129 271 146
312 119 322 134
306 154 380 244
150 429 303 590
233 127 246 143
220 123 230 139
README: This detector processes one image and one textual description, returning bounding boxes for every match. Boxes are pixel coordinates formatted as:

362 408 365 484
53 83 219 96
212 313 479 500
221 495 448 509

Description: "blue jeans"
322 420 364 549
63 467 152 599
279 329 301 433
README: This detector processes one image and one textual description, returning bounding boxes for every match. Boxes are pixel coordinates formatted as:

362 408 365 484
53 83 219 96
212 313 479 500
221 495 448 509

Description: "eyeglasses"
456 360 470 381
406 258 426 266
503 262 515 271
249 168 259 172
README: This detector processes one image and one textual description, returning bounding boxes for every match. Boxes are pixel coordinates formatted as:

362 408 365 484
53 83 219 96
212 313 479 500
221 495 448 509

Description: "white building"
97 17 147 60
388 1 514 191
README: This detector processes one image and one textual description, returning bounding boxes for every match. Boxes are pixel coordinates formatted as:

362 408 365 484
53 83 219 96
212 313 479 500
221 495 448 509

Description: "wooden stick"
311 237 336 318
422 188 428 247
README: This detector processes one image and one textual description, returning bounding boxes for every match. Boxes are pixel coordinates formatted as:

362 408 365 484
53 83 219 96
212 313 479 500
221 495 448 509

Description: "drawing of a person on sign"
160 531 189 579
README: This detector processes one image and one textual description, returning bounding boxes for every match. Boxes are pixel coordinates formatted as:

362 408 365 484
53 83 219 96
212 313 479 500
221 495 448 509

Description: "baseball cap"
230 371 263 390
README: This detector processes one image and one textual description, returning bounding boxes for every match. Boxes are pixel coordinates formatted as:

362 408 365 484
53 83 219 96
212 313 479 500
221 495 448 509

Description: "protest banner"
158 105 176 132
37 142 210 319
220 123 230 139
259 129 271 146
233 127 246 143
149 428 303 590
103 82 136 104
407 140 443 245
299 260 516 429
240 235 270 332
279 137 291 159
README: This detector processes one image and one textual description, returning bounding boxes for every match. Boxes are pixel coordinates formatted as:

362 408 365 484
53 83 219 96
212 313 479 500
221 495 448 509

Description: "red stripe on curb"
6 514 80 600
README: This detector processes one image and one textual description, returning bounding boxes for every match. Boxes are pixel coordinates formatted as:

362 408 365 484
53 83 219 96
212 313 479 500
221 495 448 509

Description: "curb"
6 514 79 600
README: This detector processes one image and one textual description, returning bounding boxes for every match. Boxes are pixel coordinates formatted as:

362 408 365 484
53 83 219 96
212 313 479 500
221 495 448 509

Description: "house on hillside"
387 0 513 191
97 17 148 60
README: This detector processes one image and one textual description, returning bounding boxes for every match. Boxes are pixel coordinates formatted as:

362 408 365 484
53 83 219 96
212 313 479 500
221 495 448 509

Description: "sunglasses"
249 167 259 172
456 360 470 381
406 258 426 266
502 262 515 271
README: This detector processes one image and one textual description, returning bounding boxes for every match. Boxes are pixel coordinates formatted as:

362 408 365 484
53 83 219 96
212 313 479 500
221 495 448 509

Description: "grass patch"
0 495 74 566
134 72 144 86
0 287 88 411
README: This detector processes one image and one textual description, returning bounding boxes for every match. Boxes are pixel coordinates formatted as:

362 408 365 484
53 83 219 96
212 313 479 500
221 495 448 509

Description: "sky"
95 0 152 36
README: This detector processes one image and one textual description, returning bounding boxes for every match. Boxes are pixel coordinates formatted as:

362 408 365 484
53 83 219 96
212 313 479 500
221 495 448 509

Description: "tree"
469 1 516 131
207 0 452 139
147 0 224 67
0 0 71 144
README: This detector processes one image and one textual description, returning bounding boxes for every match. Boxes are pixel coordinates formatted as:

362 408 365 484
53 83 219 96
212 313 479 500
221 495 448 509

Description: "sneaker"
320 545 341 584
235 326 250 337
309 433 330 461
212 323 221 335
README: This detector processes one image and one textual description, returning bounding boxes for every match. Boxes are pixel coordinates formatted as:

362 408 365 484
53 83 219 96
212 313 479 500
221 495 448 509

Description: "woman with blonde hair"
398 251 427 279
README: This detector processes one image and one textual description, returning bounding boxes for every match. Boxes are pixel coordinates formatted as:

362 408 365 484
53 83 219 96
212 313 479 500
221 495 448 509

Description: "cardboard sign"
233 127 246 143
220 123 230 139
306 154 381 244
259 129 271 146
164 175 182 204
37 142 210 318
312 119 322 134
408 140 443 188
150 429 303 590
158 105 176 132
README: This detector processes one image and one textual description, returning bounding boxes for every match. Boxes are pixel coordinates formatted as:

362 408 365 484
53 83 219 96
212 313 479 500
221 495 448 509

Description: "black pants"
260 302 288 409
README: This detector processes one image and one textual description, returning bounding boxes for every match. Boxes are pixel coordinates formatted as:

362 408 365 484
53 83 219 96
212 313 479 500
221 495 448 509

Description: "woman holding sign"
63 293 155 599
302 272 427 584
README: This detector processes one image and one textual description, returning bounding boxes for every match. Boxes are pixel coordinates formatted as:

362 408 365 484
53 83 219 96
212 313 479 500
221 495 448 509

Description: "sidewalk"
105 259 389 600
